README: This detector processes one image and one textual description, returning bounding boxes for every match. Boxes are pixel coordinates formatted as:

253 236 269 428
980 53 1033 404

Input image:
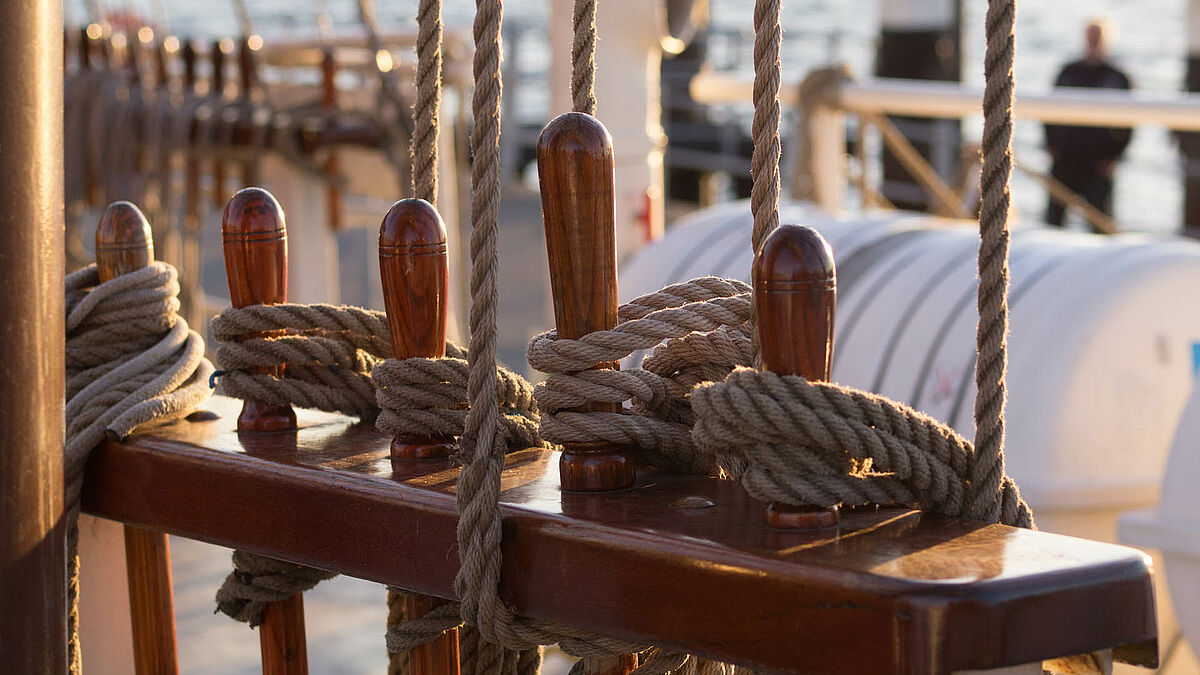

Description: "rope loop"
64 261 214 674
691 368 1034 529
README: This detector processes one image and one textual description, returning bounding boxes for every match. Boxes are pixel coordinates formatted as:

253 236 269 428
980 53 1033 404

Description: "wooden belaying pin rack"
77 178 1157 673
76 174 1159 675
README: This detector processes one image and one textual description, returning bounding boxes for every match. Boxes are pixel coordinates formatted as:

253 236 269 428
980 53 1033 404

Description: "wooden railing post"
221 187 308 675
753 223 841 530
0 0 66 670
96 202 181 675
537 111 639 673
379 198 460 674
211 38 233 207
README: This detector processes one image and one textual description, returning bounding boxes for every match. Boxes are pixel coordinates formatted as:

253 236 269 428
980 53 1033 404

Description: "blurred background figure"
1044 17 1133 229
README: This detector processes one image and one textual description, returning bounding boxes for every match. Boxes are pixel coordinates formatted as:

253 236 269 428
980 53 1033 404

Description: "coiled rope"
65 262 214 674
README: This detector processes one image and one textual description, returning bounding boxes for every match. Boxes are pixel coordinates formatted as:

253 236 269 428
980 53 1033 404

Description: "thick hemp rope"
435 0 713 670
972 0 1017 523
413 0 443 204
65 262 214 674
571 0 597 114
749 0 781 252
215 551 337 626
690 370 1032 528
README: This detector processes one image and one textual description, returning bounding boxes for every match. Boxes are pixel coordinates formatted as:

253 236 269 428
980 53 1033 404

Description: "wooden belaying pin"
538 112 639 674
96 202 181 675
753 224 841 530
221 188 309 675
537 112 637 493
379 199 454 461
97 202 155 278
221 187 297 433
379 198 460 674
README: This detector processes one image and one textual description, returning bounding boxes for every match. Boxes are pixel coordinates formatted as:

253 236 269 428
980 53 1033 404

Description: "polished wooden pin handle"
380 198 455 461
96 202 181 675
753 223 841 530
221 187 308 675
222 187 297 433
380 202 460 672
537 112 635 493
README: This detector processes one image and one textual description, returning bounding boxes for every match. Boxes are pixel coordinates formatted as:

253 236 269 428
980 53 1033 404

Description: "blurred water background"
68 0 1192 233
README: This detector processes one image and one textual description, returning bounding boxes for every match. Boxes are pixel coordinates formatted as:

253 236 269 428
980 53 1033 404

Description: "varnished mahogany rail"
82 395 1156 675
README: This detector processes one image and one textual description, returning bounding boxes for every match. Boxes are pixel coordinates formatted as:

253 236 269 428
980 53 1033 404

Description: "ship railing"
690 67 1200 224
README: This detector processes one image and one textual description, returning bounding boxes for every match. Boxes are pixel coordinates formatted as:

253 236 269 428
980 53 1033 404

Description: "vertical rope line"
749 0 782 253
748 0 782 367
571 0 597 114
972 0 1016 522
413 0 443 205
456 0 505 638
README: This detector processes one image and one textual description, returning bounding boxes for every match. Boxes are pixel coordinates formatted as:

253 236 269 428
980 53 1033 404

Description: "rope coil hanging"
65 261 214 674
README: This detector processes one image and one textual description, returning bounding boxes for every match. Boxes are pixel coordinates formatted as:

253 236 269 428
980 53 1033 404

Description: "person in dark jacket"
1044 18 1132 229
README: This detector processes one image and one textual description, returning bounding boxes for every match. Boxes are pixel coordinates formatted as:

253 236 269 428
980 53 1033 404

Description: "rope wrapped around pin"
372 355 545 457
209 302 545 453
530 245 1033 530
214 551 338 627
528 276 754 477
691 369 1033 528
211 303 394 420
66 203 215 674
66 265 214 510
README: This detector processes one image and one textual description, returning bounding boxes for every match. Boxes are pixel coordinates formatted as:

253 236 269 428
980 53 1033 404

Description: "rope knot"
214 551 337 627
691 368 1034 529
372 353 546 455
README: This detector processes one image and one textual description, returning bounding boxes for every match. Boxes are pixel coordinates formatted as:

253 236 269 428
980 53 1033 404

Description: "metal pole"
0 0 67 672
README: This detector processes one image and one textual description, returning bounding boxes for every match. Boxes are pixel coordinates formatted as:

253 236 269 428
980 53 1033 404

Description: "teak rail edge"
82 396 1156 675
